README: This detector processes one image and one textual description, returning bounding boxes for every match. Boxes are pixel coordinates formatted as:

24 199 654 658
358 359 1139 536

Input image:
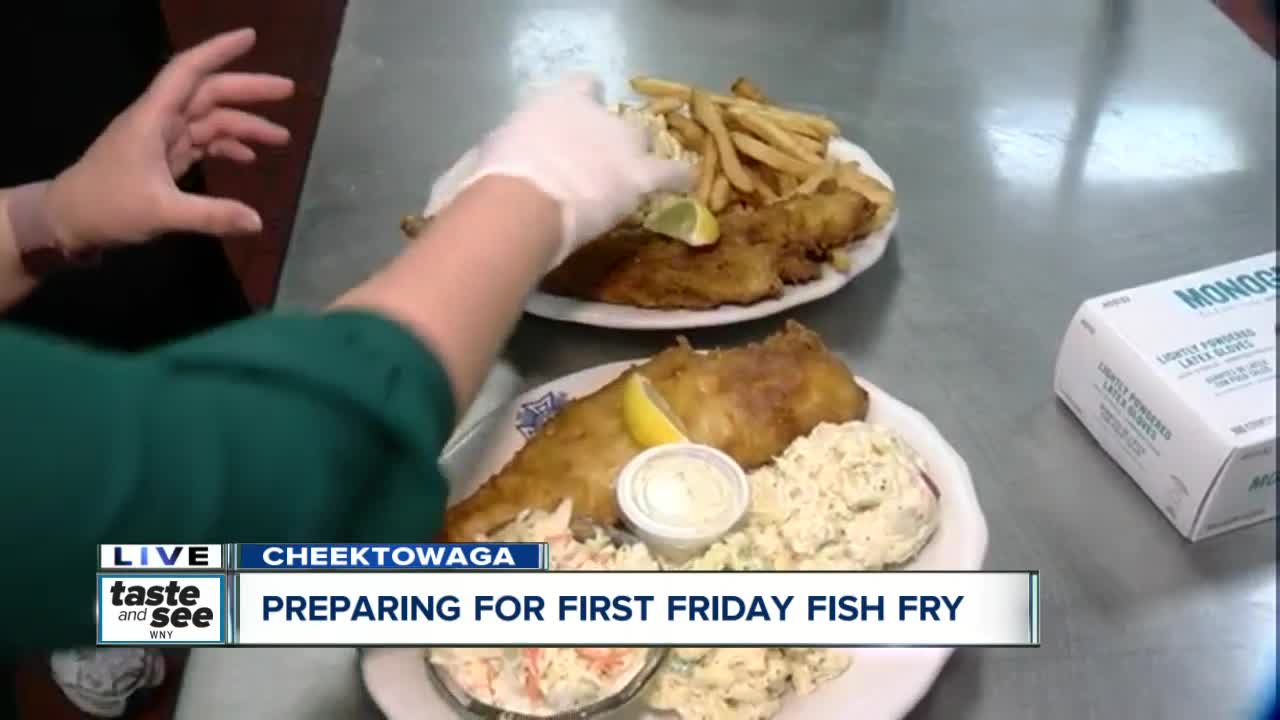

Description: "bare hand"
45 28 294 250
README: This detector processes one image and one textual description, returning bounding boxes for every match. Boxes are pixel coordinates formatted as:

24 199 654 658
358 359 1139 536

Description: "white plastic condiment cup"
614 443 750 564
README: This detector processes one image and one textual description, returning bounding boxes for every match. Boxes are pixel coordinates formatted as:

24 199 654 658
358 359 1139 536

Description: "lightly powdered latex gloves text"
423 73 693 270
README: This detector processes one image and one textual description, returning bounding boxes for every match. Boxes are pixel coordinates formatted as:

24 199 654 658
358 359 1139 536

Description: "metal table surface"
177 1 1277 718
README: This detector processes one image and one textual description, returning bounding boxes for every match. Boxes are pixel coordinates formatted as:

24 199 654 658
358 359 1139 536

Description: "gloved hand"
424 73 693 268
41 28 293 252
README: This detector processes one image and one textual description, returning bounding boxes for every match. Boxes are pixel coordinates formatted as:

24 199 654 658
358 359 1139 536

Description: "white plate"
427 136 897 330
361 360 988 720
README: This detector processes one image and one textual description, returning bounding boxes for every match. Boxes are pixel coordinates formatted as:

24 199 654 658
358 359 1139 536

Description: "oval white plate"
361 360 988 720
525 138 897 329
426 135 897 331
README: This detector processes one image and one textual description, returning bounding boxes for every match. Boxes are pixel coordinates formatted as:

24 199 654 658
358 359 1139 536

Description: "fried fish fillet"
443 321 869 541
540 186 876 309
539 225 783 309
722 183 877 284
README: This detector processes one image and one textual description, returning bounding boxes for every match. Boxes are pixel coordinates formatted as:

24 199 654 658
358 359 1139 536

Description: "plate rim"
379 360 990 720
524 135 896 330
443 363 988 568
521 137 898 330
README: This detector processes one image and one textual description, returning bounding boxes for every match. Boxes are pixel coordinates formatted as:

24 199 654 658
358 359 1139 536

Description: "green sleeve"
0 310 456 657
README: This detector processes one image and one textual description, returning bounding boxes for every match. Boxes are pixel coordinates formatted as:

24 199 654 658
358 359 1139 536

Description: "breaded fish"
443 321 869 541
539 225 783 309
540 186 876 309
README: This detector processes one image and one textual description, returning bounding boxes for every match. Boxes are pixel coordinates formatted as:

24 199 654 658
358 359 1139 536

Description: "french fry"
644 96 685 115
794 161 836 196
769 114 835 142
695 135 719 206
791 132 828 158
731 131 818 178
777 172 800 196
631 75 840 138
709 175 732 213
716 92 835 131
730 76 769 103
835 162 896 230
726 104 834 143
833 161 864 191
721 98 839 138
753 163 781 196
831 249 852 272
756 182 779 204
725 184 740 209
741 164 778 203
665 113 706 149
692 90 753 194
630 76 693 99
734 111 824 166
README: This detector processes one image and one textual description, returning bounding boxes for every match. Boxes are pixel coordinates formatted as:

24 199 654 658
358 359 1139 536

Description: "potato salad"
647 421 941 720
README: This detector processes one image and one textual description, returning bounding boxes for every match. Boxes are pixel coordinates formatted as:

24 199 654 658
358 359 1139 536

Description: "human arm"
0 187 39 308
0 179 570 655
0 28 292 311
336 73 691 413
0 310 456 656
0 71 688 656
0 176 549 654
334 176 559 414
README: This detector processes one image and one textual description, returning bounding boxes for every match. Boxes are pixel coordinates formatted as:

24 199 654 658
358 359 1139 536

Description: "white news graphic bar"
235 571 1037 647
98 574 227 645
100 544 225 570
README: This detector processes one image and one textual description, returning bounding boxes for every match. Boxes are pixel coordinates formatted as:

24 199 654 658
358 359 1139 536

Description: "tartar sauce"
631 453 739 531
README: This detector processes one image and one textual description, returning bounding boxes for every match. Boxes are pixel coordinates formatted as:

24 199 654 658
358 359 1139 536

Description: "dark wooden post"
160 0 349 308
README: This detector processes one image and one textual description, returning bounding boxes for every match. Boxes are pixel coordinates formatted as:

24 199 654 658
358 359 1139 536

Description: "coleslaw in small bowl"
426 500 668 719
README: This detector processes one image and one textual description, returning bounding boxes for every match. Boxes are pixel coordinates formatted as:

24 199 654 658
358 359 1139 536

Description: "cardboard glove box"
1054 252 1277 541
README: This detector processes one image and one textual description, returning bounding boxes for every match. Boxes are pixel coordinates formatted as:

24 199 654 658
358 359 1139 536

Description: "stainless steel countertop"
178 1 1277 718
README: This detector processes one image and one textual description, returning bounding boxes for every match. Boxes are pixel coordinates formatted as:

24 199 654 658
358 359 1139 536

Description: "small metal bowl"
424 518 668 719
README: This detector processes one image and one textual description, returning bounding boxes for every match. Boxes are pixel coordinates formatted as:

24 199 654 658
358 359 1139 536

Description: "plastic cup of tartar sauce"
614 443 750 563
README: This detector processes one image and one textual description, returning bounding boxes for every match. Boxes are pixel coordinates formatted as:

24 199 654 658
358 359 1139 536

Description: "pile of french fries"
628 75 877 215
401 75 895 244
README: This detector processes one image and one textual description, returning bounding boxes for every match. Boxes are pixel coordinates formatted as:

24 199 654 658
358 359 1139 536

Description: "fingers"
146 28 258 112
187 72 295 116
208 138 257 164
636 157 696 195
188 108 290 147
162 192 263 236
622 121 653 154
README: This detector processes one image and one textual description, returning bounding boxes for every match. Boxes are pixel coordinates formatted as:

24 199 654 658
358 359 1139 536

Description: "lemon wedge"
622 373 689 448
642 197 720 247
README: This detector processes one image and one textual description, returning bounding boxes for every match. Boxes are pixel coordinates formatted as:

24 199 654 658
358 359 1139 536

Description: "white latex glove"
424 73 693 268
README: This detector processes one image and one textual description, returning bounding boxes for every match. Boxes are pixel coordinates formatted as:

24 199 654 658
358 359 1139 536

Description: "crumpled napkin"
49 648 166 718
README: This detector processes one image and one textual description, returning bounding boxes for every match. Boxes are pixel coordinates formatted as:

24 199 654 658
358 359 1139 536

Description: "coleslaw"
428 500 660 717
611 102 699 222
